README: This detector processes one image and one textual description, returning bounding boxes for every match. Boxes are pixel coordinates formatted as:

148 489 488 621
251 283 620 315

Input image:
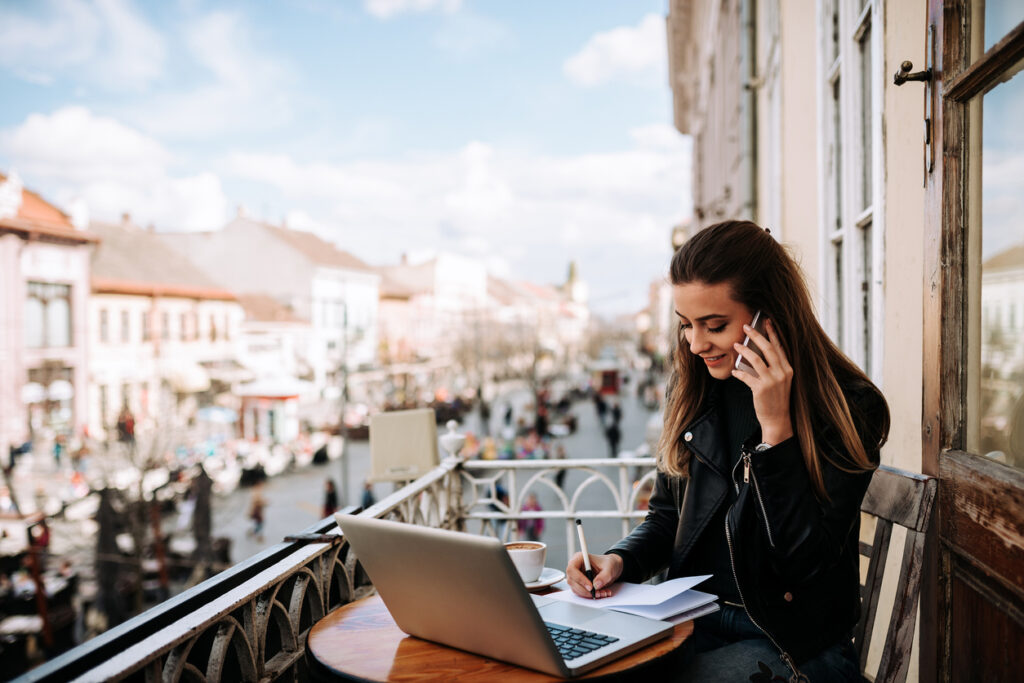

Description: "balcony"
20 455 657 682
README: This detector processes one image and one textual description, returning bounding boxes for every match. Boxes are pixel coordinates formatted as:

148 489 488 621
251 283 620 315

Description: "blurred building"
160 213 380 390
88 216 244 437
0 171 97 457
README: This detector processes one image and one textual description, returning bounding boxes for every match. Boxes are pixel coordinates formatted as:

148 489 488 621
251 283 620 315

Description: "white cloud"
0 0 165 90
364 0 462 20
0 107 228 231
223 126 691 310
432 12 510 57
120 11 294 138
563 14 667 88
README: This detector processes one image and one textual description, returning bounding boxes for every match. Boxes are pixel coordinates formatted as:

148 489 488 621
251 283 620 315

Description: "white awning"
21 382 45 404
234 376 315 399
160 359 211 394
48 379 74 401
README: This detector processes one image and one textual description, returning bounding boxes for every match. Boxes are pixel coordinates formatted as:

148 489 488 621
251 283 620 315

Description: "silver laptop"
335 514 674 678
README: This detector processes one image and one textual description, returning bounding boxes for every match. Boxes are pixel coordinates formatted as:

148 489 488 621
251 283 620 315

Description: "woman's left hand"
731 318 794 445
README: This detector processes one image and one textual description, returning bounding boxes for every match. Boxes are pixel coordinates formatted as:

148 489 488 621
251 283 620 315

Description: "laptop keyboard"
544 622 620 661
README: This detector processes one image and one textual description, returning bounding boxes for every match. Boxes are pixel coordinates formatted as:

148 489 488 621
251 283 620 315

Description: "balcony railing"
17 455 656 683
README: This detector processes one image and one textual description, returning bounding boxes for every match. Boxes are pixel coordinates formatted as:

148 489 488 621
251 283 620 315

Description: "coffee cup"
504 541 546 583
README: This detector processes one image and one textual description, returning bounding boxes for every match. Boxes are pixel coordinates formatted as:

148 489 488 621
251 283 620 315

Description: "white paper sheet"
546 574 712 609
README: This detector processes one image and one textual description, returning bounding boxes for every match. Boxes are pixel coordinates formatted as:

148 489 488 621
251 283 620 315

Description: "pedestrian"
593 393 607 424
517 493 544 542
565 220 890 682
610 400 623 425
361 480 376 509
534 404 549 438
479 399 491 436
323 479 338 518
116 405 136 451
554 443 568 490
248 484 266 542
52 433 66 467
503 403 514 427
604 421 621 458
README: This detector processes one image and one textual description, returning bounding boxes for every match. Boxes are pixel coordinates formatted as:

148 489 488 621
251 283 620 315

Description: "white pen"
574 518 597 598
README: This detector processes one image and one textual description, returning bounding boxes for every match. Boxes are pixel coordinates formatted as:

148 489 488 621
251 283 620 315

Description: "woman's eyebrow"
675 311 728 321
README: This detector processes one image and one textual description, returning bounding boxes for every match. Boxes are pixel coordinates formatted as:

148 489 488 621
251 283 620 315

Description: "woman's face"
673 281 756 381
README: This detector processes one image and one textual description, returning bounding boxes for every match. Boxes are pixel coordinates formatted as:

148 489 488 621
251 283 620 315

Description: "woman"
566 220 889 682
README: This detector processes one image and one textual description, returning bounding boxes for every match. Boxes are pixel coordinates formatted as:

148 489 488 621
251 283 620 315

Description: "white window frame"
816 0 885 383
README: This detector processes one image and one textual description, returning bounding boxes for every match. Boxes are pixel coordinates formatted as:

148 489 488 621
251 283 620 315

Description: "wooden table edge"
306 593 694 682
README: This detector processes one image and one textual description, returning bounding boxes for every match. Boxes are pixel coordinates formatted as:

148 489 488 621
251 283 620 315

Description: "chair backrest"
855 465 937 683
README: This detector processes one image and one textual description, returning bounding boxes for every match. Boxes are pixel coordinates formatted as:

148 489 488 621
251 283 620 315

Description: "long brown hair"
656 220 889 500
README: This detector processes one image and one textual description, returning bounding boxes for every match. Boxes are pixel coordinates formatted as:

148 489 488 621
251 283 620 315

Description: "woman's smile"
673 281 755 380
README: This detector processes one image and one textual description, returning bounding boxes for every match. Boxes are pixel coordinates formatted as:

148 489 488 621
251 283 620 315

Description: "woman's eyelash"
678 322 726 333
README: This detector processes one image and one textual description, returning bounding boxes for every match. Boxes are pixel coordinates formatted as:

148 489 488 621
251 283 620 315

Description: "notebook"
335 514 675 678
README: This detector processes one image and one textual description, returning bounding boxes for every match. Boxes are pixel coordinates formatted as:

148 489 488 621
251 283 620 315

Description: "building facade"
160 214 380 389
88 218 243 437
0 172 96 458
666 1 1024 678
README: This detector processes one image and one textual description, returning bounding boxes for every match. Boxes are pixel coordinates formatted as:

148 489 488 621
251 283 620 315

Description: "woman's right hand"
566 552 623 599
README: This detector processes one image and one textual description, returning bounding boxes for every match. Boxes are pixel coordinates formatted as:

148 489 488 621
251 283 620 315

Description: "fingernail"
594 581 602 590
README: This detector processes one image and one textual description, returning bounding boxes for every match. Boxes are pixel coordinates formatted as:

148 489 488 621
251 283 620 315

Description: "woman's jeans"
677 604 859 682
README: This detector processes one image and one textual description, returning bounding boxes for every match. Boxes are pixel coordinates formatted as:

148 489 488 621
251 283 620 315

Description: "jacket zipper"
741 452 776 549
725 508 808 683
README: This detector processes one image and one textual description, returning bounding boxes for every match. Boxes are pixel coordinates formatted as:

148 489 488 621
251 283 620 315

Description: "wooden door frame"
922 1 1024 680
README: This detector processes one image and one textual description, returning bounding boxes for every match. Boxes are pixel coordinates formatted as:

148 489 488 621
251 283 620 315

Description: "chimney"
400 253 408 265
236 204 248 219
121 212 132 228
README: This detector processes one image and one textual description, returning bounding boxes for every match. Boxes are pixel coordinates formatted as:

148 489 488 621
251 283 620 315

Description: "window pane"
861 222 872 377
859 24 873 210
48 287 71 347
25 295 44 348
832 79 843 230
984 1 1024 53
834 238 844 345
975 61 1024 468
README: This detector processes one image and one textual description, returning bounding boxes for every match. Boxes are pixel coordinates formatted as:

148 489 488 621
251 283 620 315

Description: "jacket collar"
684 383 731 480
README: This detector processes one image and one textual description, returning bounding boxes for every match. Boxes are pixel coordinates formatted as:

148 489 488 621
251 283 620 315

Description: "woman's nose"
689 329 709 354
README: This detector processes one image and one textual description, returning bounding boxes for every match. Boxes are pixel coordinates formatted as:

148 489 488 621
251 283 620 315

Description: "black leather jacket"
608 380 885 666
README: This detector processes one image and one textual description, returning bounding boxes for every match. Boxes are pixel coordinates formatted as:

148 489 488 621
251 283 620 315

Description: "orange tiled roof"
0 171 98 244
263 223 373 271
983 244 1024 272
236 293 308 323
92 276 237 301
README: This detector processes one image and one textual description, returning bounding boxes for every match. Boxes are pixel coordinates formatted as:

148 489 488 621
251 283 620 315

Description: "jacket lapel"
667 397 733 575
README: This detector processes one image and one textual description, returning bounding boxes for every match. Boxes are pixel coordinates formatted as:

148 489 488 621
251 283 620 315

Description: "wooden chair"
854 465 938 683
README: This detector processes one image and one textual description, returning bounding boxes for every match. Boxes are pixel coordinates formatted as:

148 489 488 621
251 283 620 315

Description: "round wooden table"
305 594 693 682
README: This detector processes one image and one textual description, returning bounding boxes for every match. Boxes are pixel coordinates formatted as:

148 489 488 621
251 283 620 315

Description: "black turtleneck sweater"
687 376 760 604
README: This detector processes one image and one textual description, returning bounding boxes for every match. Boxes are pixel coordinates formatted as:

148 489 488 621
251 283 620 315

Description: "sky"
0 0 692 316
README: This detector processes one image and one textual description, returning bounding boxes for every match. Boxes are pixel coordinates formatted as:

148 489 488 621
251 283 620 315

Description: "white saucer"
524 567 566 591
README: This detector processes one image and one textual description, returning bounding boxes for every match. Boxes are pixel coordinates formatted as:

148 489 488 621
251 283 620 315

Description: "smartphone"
734 310 768 377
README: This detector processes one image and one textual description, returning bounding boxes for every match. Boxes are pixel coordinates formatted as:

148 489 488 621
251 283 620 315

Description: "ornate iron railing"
17 455 655 682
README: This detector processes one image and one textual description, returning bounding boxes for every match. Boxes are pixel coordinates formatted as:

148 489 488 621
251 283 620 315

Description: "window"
25 282 72 348
210 314 218 341
120 310 130 343
818 0 881 380
161 312 170 341
968 56 1024 467
98 385 107 427
223 313 231 340
142 310 151 341
121 382 132 410
180 312 188 341
99 308 109 344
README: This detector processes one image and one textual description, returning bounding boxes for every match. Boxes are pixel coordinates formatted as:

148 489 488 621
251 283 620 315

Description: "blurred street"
215 380 659 570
